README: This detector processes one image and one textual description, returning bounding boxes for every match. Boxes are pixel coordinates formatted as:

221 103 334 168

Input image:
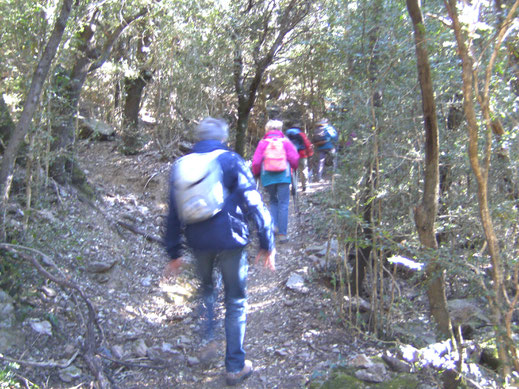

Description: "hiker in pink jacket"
252 120 299 243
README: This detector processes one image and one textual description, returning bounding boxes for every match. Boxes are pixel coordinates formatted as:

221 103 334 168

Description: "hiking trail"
77 139 364 388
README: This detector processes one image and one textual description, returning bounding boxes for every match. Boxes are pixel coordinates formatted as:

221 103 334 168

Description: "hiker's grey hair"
265 119 283 132
195 117 229 142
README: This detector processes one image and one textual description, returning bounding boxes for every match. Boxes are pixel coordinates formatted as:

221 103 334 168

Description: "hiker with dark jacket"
251 120 299 243
163 117 275 386
285 125 313 192
311 118 338 182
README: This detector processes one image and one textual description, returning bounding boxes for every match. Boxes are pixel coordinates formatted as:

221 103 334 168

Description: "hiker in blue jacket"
163 117 276 386
311 118 338 182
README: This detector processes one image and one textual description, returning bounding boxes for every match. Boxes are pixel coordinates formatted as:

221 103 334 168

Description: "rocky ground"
0 137 505 388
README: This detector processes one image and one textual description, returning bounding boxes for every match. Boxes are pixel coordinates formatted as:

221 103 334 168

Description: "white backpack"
173 149 228 224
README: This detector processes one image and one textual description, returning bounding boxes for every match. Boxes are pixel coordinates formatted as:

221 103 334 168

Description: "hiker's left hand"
255 249 276 271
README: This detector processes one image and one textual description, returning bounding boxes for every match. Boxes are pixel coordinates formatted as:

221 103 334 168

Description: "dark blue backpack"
285 128 305 151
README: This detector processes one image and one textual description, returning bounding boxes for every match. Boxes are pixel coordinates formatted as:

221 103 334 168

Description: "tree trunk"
232 38 265 157
407 0 452 339
351 163 374 296
360 0 384 336
120 31 152 155
0 0 74 238
48 8 147 183
49 62 89 184
234 106 250 157
121 70 152 155
407 10 464 385
232 0 310 156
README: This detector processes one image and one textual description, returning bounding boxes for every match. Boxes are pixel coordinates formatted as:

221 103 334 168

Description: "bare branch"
425 12 453 28
89 7 149 73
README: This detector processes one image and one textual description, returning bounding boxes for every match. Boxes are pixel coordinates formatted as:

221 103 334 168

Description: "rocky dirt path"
74 140 364 388
150 183 360 388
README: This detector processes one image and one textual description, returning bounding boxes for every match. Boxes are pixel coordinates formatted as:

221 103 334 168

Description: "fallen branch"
116 220 162 244
0 350 80 369
97 353 167 370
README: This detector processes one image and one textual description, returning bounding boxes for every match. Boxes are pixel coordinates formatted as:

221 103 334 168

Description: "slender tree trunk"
49 63 89 184
360 0 383 335
446 0 519 376
407 0 452 339
352 164 374 296
0 0 74 238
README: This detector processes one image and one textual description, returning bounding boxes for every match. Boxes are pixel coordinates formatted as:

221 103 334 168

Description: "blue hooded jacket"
316 124 338 151
164 139 275 259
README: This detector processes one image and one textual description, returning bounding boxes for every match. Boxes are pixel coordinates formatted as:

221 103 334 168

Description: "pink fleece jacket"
251 130 300 177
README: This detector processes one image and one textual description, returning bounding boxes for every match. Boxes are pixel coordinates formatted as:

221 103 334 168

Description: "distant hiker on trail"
311 118 338 182
163 117 276 386
285 123 314 192
251 119 299 244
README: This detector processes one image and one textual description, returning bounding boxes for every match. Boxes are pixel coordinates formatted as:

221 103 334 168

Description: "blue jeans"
193 248 248 373
265 183 290 235
316 148 337 181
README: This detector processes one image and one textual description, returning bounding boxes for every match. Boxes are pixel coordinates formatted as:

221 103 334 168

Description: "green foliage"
0 363 22 389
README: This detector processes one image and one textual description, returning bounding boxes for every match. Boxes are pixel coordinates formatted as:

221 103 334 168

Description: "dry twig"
0 350 80 369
